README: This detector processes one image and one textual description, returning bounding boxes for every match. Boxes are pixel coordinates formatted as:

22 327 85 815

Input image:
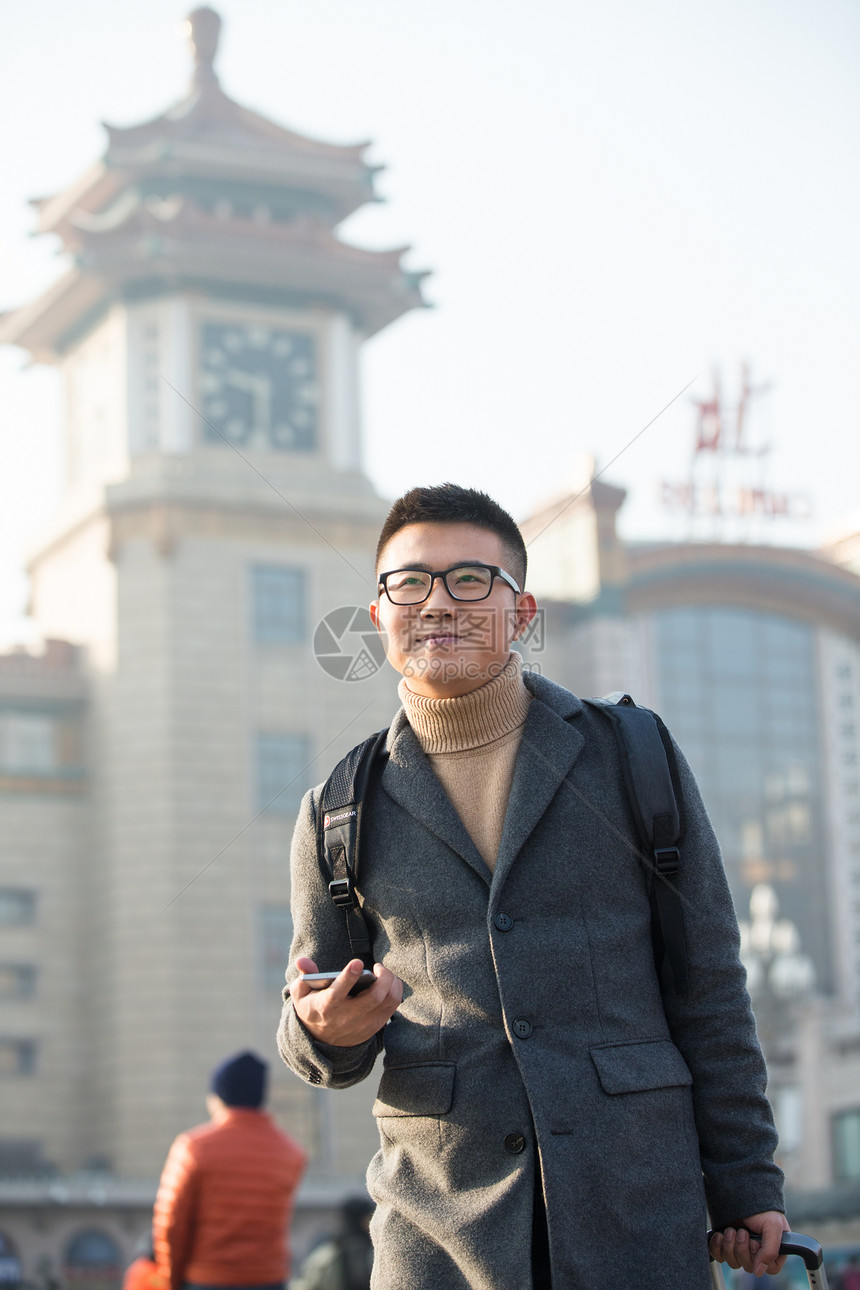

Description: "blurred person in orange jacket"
123 1230 168 1290
153 1051 306 1290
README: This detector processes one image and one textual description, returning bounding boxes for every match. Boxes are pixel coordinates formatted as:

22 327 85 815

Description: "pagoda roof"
34 105 378 241
2 7 429 360
34 11 378 239
0 197 427 359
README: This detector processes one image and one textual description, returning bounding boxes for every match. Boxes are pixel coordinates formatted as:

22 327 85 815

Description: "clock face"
199 321 319 451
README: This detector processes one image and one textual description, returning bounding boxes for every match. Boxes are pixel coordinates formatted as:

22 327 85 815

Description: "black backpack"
318 693 689 992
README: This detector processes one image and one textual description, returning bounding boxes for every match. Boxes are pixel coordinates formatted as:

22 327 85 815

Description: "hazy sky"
1 0 859 643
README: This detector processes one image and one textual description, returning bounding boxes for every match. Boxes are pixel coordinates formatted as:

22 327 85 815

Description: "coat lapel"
380 714 491 886
492 682 586 890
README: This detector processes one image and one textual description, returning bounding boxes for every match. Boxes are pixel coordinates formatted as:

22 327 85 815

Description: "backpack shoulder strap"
317 726 389 969
583 693 689 992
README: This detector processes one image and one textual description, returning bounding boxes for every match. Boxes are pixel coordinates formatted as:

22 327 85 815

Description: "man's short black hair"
376 483 527 588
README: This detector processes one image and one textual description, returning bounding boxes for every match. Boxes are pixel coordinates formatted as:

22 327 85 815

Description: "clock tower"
3 6 425 504
0 8 427 1194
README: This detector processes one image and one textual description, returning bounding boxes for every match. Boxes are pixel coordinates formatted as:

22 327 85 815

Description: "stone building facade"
0 9 423 1281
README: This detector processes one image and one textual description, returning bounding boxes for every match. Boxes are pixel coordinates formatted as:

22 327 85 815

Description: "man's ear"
370 600 382 631
512 592 538 641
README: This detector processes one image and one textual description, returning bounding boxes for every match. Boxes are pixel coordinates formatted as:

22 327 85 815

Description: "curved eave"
104 89 370 164
33 162 124 237
0 228 428 359
84 232 426 336
626 543 860 641
98 89 376 221
0 270 106 364
32 149 376 242
32 102 378 240
66 201 405 260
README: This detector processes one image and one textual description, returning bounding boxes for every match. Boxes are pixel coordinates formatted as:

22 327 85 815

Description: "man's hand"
290 956 403 1047
709 1211 790 1278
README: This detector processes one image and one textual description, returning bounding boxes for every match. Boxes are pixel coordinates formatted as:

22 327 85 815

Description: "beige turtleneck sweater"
398 653 532 871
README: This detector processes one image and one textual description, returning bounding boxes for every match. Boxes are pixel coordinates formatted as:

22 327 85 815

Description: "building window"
0 1141 50 1176
252 565 306 644
833 1107 860 1182
260 905 293 993
0 1039 37 1077
256 734 310 814
0 891 36 927
0 966 36 1000
0 713 54 773
64 1230 122 1290
772 1084 803 1154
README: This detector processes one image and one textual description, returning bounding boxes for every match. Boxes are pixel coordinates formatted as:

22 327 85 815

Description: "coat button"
504 1133 526 1154
494 912 514 931
512 1018 532 1039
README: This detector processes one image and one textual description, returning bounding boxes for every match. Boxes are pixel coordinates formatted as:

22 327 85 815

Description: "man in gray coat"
277 483 788 1288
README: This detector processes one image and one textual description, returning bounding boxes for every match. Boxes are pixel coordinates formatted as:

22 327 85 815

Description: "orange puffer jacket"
153 1109 307 1290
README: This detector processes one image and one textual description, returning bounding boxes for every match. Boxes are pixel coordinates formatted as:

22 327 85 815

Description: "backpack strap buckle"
328 875 355 908
653 846 680 878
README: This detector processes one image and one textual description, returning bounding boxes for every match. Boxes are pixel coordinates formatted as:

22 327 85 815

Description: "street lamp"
740 883 817 1001
739 883 816 1181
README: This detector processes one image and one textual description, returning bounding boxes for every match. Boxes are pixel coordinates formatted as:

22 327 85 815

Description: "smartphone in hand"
299 970 376 996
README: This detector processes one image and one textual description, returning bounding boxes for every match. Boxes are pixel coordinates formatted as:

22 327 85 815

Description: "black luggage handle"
707 1229 827 1287
776 1232 824 1270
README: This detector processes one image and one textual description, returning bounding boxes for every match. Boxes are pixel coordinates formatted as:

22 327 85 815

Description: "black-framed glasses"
378 563 521 605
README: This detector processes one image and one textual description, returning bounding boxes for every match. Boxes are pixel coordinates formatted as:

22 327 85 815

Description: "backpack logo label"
324 808 357 829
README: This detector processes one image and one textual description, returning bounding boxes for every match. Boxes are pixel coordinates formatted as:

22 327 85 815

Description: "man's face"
370 522 537 699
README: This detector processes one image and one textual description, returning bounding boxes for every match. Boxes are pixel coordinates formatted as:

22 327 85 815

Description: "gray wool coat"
277 671 784 1290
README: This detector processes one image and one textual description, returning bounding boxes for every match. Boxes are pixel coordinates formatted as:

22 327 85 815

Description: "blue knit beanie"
210 1051 267 1108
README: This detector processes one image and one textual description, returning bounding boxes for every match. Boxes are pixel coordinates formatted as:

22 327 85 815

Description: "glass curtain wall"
653 606 832 993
